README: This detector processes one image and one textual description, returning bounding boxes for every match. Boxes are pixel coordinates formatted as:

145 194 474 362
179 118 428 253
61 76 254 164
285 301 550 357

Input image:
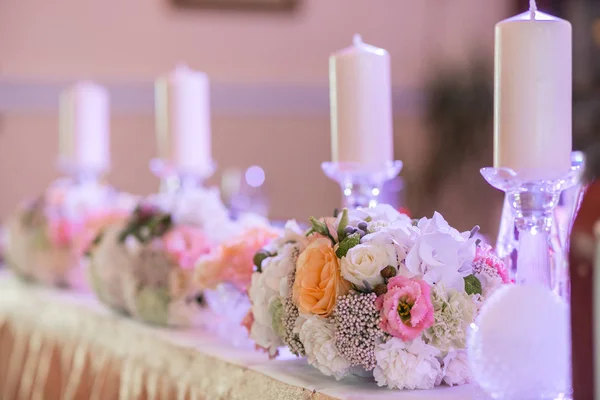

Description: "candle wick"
529 0 537 19
353 34 363 47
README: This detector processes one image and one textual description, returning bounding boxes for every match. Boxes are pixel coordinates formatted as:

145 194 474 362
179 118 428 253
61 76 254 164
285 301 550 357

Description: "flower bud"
380 265 397 279
374 284 388 296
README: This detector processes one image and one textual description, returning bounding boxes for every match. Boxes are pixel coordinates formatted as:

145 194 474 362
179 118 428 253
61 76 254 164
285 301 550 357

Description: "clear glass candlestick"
150 158 215 194
321 161 403 209
495 152 586 285
482 163 583 293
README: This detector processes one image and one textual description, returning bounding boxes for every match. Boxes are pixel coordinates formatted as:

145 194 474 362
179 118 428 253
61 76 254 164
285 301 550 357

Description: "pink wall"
0 0 510 230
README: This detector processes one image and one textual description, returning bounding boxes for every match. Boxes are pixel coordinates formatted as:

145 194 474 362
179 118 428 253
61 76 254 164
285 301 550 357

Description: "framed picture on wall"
173 0 297 10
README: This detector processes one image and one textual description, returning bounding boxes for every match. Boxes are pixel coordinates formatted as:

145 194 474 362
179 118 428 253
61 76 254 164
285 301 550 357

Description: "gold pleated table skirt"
0 270 477 400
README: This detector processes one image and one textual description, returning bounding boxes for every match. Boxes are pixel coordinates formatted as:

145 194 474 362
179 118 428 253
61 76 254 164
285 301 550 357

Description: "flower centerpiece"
247 205 508 390
4 179 133 287
88 186 273 328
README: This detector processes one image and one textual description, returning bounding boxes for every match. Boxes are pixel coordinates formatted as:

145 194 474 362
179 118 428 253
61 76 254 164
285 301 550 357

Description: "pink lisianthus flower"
472 244 509 284
164 226 213 269
47 217 84 247
376 276 435 341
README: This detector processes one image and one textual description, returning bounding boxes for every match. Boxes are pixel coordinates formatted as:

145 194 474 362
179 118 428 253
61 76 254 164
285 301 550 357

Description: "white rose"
298 315 351 380
341 242 394 290
442 351 471 386
373 337 442 390
405 213 476 291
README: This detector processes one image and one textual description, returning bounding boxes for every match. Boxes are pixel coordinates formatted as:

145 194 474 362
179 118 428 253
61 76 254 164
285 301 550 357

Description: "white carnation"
298 315 351 380
424 285 476 352
441 350 471 386
405 212 476 291
373 337 442 390
340 242 393 289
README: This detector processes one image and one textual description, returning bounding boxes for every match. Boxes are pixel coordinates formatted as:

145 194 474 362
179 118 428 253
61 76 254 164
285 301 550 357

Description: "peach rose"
293 237 350 317
195 226 280 291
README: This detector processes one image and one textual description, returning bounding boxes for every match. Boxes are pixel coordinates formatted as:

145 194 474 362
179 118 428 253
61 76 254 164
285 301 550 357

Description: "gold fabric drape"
0 271 477 400
0 272 339 400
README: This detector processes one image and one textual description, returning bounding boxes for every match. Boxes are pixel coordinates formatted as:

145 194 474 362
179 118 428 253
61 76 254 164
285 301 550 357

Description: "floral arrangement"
88 186 274 328
4 179 133 287
247 205 508 390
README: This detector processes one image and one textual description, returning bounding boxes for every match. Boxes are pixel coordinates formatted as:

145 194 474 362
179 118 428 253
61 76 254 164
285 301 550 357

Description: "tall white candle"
155 65 212 177
329 34 393 167
58 81 110 174
494 0 572 180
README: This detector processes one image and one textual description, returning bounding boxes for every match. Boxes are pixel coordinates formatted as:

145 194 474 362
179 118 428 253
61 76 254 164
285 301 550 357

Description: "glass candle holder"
321 161 403 209
481 163 583 294
495 152 586 287
150 158 215 194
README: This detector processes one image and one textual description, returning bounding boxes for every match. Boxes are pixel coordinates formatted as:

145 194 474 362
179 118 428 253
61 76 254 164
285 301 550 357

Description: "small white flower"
441 350 471 386
373 337 442 390
298 315 351 380
341 242 394 289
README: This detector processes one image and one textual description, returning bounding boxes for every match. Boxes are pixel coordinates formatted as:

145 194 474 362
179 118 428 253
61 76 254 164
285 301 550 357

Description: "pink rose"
376 276 434 341
164 226 212 269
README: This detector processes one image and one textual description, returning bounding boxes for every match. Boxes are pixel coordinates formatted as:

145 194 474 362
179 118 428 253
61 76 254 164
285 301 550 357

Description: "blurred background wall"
0 0 512 233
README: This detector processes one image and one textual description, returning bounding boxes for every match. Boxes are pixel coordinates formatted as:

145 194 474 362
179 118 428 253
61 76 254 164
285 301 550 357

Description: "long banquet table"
0 270 486 400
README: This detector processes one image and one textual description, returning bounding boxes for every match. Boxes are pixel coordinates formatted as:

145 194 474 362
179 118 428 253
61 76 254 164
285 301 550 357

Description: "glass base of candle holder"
150 158 215 194
321 161 403 209
56 160 106 185
482 164 583 295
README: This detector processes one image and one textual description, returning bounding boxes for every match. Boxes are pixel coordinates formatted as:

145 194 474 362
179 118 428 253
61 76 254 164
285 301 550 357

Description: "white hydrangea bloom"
405 212 476 291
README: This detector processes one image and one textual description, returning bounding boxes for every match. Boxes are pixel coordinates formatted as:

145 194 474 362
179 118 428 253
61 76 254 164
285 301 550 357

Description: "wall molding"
0 80 424 116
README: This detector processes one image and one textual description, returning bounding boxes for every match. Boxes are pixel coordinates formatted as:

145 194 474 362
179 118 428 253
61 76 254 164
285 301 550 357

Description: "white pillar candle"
494 0 572 180
329 34 393 168
155 65 212 177
59 81 110 174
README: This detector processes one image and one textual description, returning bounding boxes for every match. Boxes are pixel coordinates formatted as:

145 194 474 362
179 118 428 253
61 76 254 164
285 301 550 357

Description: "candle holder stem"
150 159 214 194
482 164 583 294
321 161 403 209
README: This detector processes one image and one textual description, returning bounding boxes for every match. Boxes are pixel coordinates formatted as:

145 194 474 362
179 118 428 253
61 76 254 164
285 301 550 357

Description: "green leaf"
253 250 276 272
464 274 482 295
336 208 349 241
305 227 316 237
309 217 331 238
335 232 361 258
